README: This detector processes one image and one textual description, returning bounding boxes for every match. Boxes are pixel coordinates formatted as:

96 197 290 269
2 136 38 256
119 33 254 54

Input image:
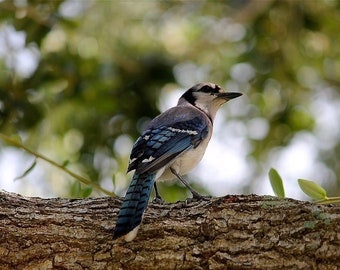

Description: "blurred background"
0 0 339 201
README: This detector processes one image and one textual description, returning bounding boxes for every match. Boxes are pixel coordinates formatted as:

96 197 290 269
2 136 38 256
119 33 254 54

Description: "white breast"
156 132 212 181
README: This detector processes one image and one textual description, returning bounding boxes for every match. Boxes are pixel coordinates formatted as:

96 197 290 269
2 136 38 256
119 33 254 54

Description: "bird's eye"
200 85 213 93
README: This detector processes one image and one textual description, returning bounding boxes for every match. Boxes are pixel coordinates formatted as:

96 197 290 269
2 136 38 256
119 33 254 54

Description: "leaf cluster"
269 168 340 204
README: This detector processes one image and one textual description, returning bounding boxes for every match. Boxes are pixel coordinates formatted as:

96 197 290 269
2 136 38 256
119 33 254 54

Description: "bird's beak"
216 92 243 100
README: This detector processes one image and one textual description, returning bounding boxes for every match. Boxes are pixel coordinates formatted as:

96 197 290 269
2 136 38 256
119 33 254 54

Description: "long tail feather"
113 172 156 240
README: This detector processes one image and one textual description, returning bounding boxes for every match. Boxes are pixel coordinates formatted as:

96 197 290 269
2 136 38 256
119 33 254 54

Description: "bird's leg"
170 167 205 200
152 182 165 204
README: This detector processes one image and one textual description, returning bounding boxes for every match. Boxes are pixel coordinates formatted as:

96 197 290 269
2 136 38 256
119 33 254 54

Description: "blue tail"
113 172 156 239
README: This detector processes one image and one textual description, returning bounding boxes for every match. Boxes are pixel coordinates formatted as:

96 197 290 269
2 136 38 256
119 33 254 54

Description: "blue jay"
113 82 242 241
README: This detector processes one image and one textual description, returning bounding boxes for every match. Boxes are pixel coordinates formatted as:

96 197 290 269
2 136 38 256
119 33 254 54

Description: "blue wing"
128 116 208 174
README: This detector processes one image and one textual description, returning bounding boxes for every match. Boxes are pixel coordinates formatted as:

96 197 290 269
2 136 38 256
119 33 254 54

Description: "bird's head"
178 82 242 120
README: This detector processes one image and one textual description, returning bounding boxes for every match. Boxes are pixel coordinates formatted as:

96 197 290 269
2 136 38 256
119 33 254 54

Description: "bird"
113 82 242 241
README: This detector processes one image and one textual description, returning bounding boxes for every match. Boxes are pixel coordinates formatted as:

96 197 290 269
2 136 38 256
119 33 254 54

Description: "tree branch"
0 191 339 269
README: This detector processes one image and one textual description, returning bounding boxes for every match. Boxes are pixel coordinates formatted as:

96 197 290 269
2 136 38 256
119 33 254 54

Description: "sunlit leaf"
14 159 37 181
269 168 285 198
298 179 327 200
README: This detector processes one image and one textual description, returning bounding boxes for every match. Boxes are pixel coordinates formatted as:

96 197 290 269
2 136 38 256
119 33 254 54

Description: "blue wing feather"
128 116 208 174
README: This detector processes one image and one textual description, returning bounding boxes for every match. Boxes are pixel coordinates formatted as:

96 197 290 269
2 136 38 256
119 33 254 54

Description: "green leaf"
268 168 285 198
14 159 37 181
70 181 81 197
70 182 93 198
112 174 116 187
298 179 327 200
81 187 93 198
61 160 70 168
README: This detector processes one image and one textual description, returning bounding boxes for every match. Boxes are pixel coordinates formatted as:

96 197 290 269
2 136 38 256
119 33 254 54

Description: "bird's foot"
186 193 212 204
152 196 166 204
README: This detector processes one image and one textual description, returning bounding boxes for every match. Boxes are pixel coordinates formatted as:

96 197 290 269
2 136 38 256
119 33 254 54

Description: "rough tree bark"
0 190 339 270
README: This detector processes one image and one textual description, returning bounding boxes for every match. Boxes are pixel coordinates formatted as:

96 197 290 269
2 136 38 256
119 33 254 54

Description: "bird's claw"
152 196 166 204
186 194 212 204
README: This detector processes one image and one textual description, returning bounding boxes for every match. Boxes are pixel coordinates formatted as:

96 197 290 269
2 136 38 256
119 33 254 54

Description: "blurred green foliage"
0 0 339 199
